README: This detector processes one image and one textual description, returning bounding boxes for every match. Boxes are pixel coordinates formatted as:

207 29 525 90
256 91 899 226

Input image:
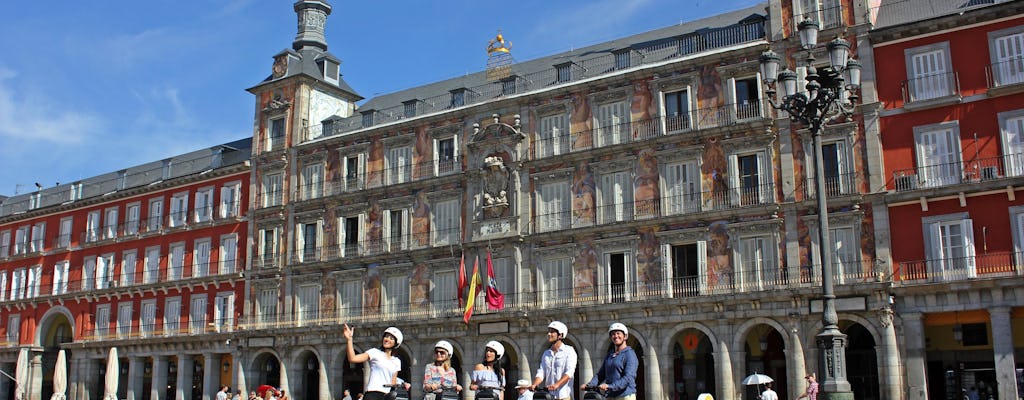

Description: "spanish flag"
463 256 481 323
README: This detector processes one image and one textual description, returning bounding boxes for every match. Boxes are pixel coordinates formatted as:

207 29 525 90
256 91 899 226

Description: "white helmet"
608 322 628 337
434 340 454 356
485 341 505 358
384 327 404 347
548 321 568 338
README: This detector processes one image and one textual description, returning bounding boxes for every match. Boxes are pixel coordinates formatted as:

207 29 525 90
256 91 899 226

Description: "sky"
0 0 765 197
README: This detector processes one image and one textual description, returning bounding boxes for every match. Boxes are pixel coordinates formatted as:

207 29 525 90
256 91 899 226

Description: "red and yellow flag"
463 256 481 323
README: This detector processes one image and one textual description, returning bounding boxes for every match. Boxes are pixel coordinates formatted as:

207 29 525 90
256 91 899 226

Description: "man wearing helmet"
582 323 638 400
343 325 403 400
532 321 578 400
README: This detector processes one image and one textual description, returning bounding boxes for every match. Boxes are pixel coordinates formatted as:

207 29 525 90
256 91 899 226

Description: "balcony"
804 171 858 198
288 227 463 265
895 251 1021 283
891 154 1016 192
986 57 1024 90
82 319 235 342
901 71 961 109
0 266 243 305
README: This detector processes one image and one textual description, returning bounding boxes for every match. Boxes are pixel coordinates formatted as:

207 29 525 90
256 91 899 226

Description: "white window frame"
383 273 409 317
0 272 6 301
660 239 709 296
194 187 214 222
537 181 570 232
594 101 630 147
53 261 70 295
431 198 461 246
796 0 842 29
1011 205 1024 268
998 109 1024 177
193 238 211 278
103 206 118 239
124 203 140 235
147 198 164 231
432 268 456 314
13 226 28 254
338 214 363 257
0 230 10 258
6 314 19 343
219 234 238 274
262 173 284 207
913 121 963 188
383 207 410 253
258 227 280 267
662 88 693 133
295 220 322 263
599 170 634 224
539 256 573 306
95 304 110 338
387 145 413 185
189 294 208 334
169 192 189 227
434 136 459 176
904 42 954 102
144 246 161 284
301 162 324 199
727 74 764 122
96 254 114 289
296 283 321 326
30 222 45 253
923 213 977 281
140 300 156 338
121 250 137 287
82 258 95 291
661 160 701 215
728 150 771 206
339 277 362 318
987 25 1024 87
168 242 185 280
214 292 234 332
258 287 278 324
538 113 569 157
164 297 181 336
735 233 778 292
117 302 132 339
219 181 241 218
342 153 366 192
267 116 286 151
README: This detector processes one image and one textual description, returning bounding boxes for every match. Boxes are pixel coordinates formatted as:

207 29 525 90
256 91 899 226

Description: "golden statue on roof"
487 30 512 54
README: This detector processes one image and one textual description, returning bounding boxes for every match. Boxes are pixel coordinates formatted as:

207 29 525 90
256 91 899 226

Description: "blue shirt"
586 346 637 398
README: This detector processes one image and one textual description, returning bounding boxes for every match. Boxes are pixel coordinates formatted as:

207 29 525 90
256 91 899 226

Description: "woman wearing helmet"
531 321 577 400
424 340 462 396
581 323 637 400
343 324 404 400
470 340 506 399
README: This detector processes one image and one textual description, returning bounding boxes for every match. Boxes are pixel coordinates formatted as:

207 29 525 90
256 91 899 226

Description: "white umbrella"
102 347 119 400
14 348 28 400
741 373 774 386
50 349 67 400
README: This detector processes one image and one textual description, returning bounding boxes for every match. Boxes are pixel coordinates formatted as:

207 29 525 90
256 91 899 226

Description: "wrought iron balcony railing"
901 71 960 103
895 251 1022 283
891 153 1019 192
0 267 243 305
986 57 1024 88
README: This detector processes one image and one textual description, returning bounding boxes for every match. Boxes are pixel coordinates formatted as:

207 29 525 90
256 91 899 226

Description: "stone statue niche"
481 154 510 219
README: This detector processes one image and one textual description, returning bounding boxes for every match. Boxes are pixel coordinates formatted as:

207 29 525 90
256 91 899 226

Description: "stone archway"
298 351 321 400
844 323 879 400
670 328 715 400
253 352 282 392
37 308 74 400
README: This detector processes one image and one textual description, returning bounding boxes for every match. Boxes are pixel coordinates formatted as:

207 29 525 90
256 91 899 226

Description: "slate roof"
872 0 1008 28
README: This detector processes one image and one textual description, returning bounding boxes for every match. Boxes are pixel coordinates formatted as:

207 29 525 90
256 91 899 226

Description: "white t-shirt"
761 388 779 400
366 348 402 394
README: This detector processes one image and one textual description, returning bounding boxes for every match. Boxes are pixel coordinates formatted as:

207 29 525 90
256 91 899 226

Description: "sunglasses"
435 350 448 355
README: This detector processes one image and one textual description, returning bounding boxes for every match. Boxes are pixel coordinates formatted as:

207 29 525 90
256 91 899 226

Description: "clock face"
272 56 287 79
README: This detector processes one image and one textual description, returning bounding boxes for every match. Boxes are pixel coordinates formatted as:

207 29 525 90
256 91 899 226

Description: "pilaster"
902 313 927 400
989 306 1019 400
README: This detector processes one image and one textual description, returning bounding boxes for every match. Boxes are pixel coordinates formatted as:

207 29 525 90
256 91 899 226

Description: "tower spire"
293 0 331 52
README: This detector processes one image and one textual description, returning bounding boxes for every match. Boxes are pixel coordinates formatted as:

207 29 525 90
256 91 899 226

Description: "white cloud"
0 66 104 143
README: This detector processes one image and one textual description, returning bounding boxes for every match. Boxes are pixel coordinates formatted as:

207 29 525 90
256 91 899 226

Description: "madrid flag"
485 250 505 310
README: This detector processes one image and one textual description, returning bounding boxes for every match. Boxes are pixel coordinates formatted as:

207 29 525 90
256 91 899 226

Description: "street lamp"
759 18 860 400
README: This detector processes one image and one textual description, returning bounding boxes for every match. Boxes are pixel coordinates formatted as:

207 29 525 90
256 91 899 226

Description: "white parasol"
14 348 28 400
741 373 774 386
102 347 119 400
50 349 68 400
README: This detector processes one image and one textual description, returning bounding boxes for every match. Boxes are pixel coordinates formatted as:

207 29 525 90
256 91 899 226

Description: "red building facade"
0 140 250 400
872 1 1024 399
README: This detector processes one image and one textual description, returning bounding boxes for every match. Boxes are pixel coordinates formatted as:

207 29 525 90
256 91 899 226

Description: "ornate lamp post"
759 19 861 400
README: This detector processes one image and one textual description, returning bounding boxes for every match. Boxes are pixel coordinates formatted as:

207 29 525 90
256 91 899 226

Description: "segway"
385 383 411 400
532 387 554 400
475 385 502 400
581 385 607 400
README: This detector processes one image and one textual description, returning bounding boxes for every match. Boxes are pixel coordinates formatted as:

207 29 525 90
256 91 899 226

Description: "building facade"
870 0 1024 399
0 140 251 400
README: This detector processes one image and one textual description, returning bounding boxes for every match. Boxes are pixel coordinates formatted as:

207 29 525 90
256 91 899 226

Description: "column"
317 357 330 400
232 353 247 397
714 331 735 400
203 354 218 400
151 356 168 400
176 356 193 400
644 339 664 400
877 308 903 400
989 307 1019 400
786 318 807 398
30 351 43 400
278 358 290 396
577 344 593 395
127 356 145 400
903 313 928 400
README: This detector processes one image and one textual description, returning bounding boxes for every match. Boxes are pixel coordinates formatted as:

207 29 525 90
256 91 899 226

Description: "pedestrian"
516 380 534 400
344 324 404 400
795 374 818 400
343 390 353 400
760 382 778 400
531 321 577 400
582 323 638 400
232 389 243 400
471 341 506 399
218 386 230 400
424 340 462 398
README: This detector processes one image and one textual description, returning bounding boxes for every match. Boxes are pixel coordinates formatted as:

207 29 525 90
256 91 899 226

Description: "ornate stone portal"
482 155 510 218
469 114 525 238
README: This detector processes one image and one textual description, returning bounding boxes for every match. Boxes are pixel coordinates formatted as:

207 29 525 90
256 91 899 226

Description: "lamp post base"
817 329 854 400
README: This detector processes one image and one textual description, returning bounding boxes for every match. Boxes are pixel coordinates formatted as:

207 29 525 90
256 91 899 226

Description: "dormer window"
501 77 517 96
319 59 339 82
556 63 572 83
614 50 631 70
403 100 418 118
450 89 466 108
361 111 375 128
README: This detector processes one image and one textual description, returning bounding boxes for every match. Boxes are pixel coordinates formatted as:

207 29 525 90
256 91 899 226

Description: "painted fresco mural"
631 79 656 139
574 240 598 298
322 274 336 320
414 125 431 180
572 162 597 226
637 227 661 292
412 190 431 247
367 139 384 188
635 148 660 218
570 92 593 150
697 64 724 125
364 264 382 315
366 202 383 253
707 220 733 288
410 262 431 311
701 138 729 208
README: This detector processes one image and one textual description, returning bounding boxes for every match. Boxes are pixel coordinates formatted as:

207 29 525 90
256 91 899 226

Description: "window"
737 235 778 291
121 250 136 286
595 101 630 147
297 284 321 325
491 256 515 301
361 111 375 128
339 278 362 318
614 50 631 70
194 188 213 222
57 218 72 248
23 265 40 298
96 254 114 289
988 27 1024 87
125 204 140 235
387 146 412 185
268 117 285 151
301 163 324 199
117 302 132 339
815 140 852 196
262 173 284 207
13 226 28 254
450 89 466 108
0 230 10 258
384 208 409 253
435 137 458 176
600 171 633 224
69 182 83 201
339 215 362 257
433 269 456 312
147 198 163 231
95 305 110 338
664 90 692 132
169 192 188 227
343 154 365 191
164 297 181 336
296 221 321 263
258 288 278 324
104 207 118 239
540 257 572 304
538 114 569 157
905 43 954 101
140 300 156 337
144 246 160 284
664 241 708 296
925 214 976 281
914 123 962 188
384 274 409 317
220 183 241 218
556 63 572 83
728 151 770 205
0 272 6 301
194 239 211 278
214 292 234 332
537 181 570 232
798 0 841 29
161 159 173 180
830 226 860 283
432 198 460 246
168 243 185 280
501 77 517 95
6 314 19 343
731 76 762 120
220 234 238 274
662 161 700 215
190 295 207 334
53 261 69 295
259 227 279 267
30 222 45 252
999 110 1024 177
403 100 417 118
82 258 95 291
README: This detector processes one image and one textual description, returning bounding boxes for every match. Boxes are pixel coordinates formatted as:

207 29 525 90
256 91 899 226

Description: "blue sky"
0 0 764 196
